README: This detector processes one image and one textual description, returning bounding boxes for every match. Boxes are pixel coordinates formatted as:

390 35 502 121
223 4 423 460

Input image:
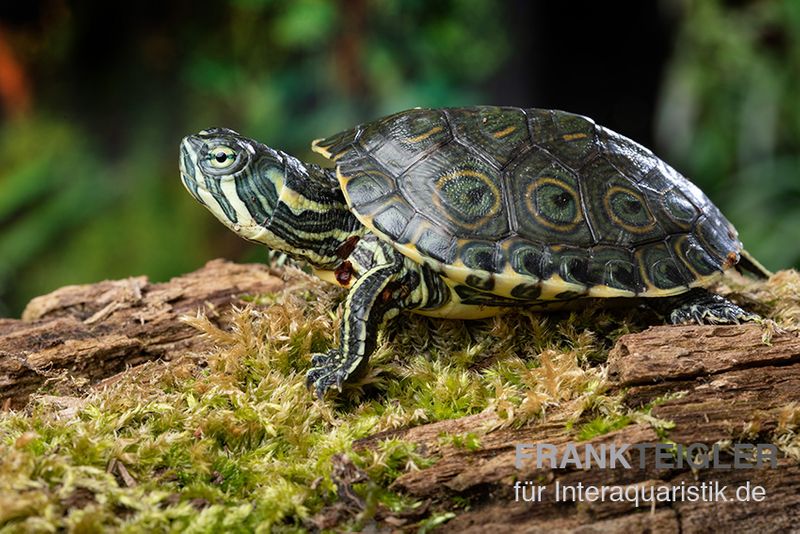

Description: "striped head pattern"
180 128 286 245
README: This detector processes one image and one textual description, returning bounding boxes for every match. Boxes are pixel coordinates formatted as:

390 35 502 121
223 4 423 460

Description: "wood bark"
0 259 283 408
356 324 800 533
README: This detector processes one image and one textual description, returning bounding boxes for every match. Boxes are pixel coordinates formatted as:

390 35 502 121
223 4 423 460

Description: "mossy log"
0 260 283 409
1 263 799 532
356 324 800 533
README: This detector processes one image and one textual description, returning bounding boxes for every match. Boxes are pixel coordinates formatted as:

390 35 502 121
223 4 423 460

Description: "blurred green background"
0 0 798 317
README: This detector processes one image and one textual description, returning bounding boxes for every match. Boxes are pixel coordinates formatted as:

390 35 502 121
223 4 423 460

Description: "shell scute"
359 109 452 176
580 158 663 246
636 242 692 291
648 187 700 234
312 106 744 299
599 127 658 182
339 154 397 209
551 246 591 290
448 106 531 168
311 128 360 160
457 239 501 273
414 223 456 264
695 212 740 264
370 199 415 241
399 142 509 238
505 238 546 281
509 150 593 246
527 108 600 168
671 234 720 277
587 246 641 292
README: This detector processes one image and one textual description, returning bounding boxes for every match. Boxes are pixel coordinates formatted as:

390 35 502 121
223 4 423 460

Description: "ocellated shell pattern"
313 107 741 299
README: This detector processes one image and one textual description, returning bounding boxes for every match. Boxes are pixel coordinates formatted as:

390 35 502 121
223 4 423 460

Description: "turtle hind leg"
664 288 760 325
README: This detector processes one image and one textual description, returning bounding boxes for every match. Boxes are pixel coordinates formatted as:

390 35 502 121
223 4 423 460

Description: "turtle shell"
312 107 741 299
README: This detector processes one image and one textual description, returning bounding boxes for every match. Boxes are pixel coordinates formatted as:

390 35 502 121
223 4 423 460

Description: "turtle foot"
668 291 759 325
306 349 349 399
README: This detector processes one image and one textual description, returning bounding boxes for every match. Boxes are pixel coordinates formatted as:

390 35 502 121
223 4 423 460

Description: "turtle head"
180 128 361 268
180 127 286 244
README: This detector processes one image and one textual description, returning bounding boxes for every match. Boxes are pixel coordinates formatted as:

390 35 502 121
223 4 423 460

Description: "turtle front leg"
665 288 760 325
306 257 409 398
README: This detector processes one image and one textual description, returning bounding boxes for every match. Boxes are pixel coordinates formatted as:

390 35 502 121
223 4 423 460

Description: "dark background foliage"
0 0 798 316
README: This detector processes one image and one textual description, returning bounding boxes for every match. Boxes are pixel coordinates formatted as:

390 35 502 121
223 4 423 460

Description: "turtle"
179 106 771 398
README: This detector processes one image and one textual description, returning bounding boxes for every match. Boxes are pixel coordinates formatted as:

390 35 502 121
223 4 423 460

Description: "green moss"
438 432 482 451
1 268 794 531
633 394 682 441
567 392 683 442
417 512 456 533
575 415 633 441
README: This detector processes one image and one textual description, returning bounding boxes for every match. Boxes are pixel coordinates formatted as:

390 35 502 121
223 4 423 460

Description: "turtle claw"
310 352 330 367
306 349 348 399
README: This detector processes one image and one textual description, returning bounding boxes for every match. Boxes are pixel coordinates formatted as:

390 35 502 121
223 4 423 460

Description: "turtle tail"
736 249 773 279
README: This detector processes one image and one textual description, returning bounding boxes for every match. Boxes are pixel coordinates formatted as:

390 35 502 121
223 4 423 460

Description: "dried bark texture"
0 259 283 408
2 261 800 531
359 324 800 533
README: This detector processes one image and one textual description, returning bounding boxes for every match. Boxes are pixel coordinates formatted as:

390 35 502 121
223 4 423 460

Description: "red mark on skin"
724 251 739 269
336 236 360 259
335 261 354 285
381 282 408 303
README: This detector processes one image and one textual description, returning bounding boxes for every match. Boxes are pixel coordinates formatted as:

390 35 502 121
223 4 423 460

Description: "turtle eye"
208 146 237 169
